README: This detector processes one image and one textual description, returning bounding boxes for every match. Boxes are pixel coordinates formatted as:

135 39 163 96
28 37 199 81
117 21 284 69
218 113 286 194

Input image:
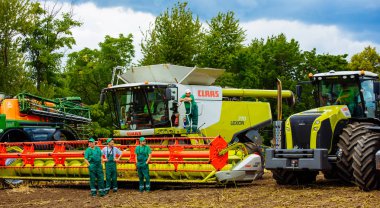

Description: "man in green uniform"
179 89 198 133
102 138 123 194
336 83 359 114
135 137 152 192
84 138 106 197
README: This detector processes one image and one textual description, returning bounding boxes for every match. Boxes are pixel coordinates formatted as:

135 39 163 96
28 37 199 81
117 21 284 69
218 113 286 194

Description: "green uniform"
135 145 152 192
337 86 359 114
181 94 198 133
102 146 122 193
84 146 105 196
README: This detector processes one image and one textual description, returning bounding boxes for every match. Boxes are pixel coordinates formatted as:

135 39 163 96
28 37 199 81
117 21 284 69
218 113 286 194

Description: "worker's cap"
139 137 146 142
88 138 95 142
185 89 191 94
106 138 113 144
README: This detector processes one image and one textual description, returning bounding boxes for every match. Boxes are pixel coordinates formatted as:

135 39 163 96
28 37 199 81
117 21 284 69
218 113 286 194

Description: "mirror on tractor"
100 91 106 105
296 85 302 102
374 81 380 101
165 88 173 100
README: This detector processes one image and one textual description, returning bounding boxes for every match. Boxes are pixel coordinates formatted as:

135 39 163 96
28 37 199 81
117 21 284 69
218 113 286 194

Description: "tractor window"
361 80 376 118
318 79 363 116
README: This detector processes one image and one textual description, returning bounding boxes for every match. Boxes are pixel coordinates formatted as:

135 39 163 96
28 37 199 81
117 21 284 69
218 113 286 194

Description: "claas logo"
197 90 219 98
126 131 142 136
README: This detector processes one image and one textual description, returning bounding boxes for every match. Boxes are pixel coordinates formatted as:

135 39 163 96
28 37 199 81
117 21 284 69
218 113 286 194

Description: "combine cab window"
111 86 169 130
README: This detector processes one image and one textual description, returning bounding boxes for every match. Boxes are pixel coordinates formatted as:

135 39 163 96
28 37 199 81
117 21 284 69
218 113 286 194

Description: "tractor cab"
102 83 173 130
299 70 379 118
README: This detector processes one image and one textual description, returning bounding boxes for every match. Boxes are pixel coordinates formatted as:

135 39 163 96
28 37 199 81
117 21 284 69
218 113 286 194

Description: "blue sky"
53 0 380 61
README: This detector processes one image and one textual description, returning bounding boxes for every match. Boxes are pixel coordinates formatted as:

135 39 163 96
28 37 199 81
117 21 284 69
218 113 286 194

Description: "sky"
51 0 380 63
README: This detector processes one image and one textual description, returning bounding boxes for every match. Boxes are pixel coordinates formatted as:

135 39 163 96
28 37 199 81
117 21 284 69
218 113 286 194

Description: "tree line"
1 1 380 137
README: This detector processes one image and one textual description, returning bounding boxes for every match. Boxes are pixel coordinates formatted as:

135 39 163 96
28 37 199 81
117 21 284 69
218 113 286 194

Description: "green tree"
140 2 203 66
348 46 380 73
22 2 81 94
65 34 134 104
0 0 36 94
303 49 348 75
197 11 245 70
64 34 134 137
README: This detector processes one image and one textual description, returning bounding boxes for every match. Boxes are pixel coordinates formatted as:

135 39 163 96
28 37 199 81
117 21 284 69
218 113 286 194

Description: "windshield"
317 78 376 117
109 85 169 130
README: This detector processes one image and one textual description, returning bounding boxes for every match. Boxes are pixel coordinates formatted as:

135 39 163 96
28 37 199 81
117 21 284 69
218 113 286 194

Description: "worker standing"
102 138 123 194
84 138 106 197
179 89 198 133
135 137 152 192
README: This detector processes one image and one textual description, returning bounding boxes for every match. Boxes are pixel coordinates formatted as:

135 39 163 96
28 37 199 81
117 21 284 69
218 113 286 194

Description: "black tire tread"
336 122 374 182
352 133 380 191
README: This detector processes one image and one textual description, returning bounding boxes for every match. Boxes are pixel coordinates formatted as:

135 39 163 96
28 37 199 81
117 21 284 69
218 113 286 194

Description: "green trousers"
89 162 105 196
137 163 150 191
105 161 118 192
185 105 198 133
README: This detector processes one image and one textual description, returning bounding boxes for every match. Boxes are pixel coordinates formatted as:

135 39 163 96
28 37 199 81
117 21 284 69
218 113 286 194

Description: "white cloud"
241 19 380 58
51 1 155 64
48 1 379 64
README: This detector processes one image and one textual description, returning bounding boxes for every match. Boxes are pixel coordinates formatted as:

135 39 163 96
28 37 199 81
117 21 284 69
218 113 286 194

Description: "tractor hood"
284 105 351 150
291 105 351 118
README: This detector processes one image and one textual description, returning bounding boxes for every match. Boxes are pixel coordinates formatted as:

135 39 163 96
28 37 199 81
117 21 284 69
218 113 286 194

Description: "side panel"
202 101 272 143
1 99 44 122
177 85 223 130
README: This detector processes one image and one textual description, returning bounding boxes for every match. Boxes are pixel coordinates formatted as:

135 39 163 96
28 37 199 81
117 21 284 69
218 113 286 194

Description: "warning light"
308 73 313 78
360 70 365 75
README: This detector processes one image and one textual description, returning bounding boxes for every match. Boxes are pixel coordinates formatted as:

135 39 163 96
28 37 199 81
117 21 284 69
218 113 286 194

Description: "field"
0 172 378 208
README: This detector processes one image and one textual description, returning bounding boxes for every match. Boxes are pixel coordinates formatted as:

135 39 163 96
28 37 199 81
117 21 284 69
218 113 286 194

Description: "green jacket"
135 145 152 165
181 94 196 109
84 146 103 163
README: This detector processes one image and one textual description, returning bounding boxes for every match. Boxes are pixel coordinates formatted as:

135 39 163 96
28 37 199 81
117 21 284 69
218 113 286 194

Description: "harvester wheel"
271 170 317 185
0 129 29 142
352 132 380 191
336 122 374 183
53 129 77 141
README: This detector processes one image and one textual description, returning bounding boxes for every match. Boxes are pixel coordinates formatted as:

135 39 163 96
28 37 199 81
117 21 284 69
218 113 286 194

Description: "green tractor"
266 70 380 191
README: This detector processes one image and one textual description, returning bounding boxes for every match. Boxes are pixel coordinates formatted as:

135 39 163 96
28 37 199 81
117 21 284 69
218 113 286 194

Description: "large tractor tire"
352 132 380 191
271 170 318 185
336 122 375 183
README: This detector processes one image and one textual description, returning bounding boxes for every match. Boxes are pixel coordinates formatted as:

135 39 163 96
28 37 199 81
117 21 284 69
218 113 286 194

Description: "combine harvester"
0 64 294 185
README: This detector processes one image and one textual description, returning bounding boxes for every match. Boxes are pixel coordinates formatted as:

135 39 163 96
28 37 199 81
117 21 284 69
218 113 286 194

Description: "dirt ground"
0 172 379 208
